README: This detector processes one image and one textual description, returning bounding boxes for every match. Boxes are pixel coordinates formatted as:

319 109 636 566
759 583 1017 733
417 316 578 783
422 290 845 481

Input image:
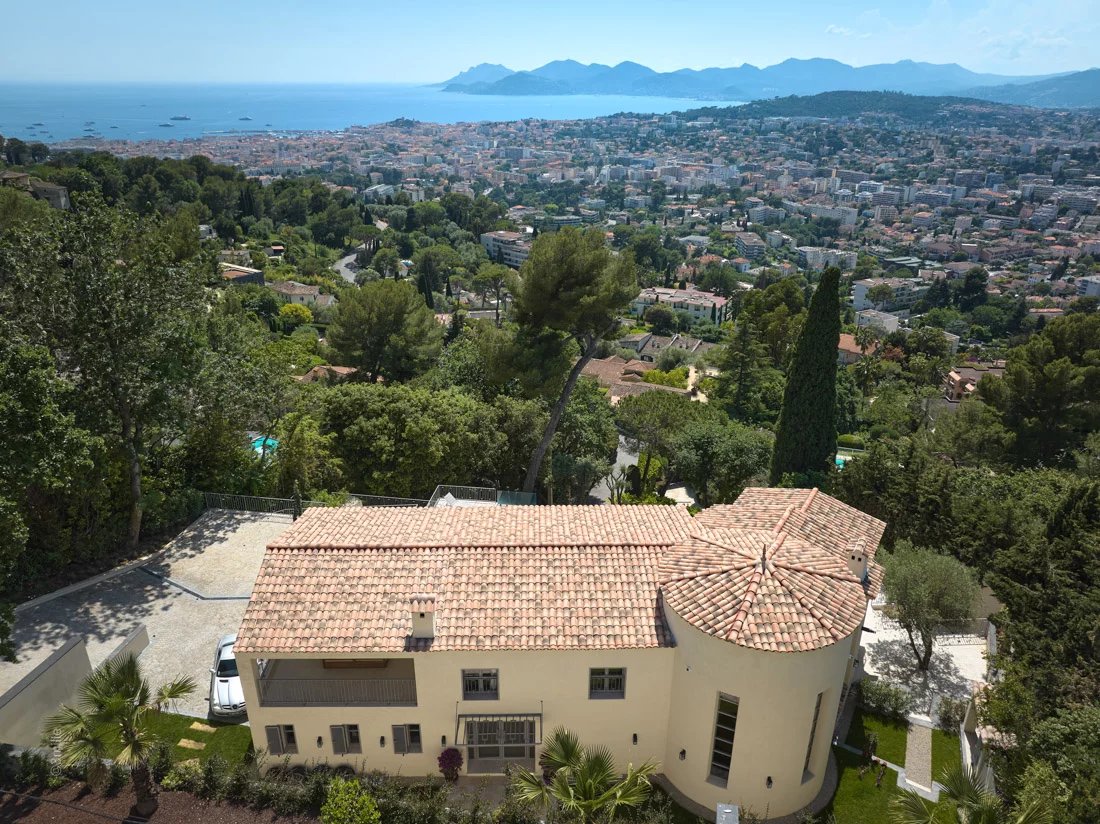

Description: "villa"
233 488 885 819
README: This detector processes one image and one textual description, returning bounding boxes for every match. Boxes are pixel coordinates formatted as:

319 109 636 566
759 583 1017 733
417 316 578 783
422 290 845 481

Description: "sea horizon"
0 82 742 144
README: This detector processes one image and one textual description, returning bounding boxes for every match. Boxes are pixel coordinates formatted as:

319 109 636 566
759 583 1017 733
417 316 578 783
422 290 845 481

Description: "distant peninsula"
439 58 1100 108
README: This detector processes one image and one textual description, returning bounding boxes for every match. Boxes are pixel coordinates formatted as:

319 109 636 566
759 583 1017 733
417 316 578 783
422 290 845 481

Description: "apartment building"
480 230 533 269
632 286 729 324
733 232 767 260
233 489 886 820
852 277 930 311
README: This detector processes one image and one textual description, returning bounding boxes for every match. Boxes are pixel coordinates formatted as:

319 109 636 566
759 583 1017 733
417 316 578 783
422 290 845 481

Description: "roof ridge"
769 565 840 639
772 505 795 535
773 557 861 584
800 487 820 513
661 560 757 586
725 563 764 643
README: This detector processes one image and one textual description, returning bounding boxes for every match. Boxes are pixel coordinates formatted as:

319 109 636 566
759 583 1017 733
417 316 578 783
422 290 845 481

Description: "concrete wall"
661 610 855 819
0 638 90 748
0 625 150 749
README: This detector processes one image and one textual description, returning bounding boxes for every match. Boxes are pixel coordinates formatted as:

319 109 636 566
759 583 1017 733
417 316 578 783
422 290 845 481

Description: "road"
333 251 358 283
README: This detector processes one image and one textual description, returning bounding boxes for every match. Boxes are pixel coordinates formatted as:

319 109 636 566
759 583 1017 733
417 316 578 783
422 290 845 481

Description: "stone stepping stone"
178 738 206 750
189 721 217 734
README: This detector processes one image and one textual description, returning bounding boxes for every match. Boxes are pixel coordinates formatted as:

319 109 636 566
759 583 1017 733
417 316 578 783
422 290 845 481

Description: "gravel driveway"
3 510 291 718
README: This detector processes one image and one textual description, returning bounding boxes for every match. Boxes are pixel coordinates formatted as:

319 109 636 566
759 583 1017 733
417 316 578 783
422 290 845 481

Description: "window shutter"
392 724 407 754
265 725 284 755
331 725 347 756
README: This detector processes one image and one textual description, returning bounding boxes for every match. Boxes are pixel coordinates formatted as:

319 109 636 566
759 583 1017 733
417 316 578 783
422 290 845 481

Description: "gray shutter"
265 725 284 755
392 724 407 754
331 725 346 756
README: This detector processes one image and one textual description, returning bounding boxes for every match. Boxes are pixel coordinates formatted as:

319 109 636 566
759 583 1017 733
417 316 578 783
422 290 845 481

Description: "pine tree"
769 266 841 486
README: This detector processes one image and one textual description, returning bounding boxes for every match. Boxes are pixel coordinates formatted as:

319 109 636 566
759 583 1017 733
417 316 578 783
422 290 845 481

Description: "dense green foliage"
769 266 841 485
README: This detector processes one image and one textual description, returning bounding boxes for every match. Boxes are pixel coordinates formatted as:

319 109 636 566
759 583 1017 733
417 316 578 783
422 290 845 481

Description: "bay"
0 83 739 143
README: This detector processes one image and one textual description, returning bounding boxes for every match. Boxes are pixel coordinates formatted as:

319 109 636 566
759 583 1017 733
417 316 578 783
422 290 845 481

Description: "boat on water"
83 120 95 125
158 123 174 128
239 116 252 121
32 122 44 126
169 115 191 121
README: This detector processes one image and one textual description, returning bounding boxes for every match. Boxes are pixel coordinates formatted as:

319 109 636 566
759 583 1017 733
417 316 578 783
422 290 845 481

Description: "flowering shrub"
437 747 463 781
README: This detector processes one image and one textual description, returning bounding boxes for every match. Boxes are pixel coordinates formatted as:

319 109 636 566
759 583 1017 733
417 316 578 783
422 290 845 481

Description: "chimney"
846 540 868 582
410 595 435 640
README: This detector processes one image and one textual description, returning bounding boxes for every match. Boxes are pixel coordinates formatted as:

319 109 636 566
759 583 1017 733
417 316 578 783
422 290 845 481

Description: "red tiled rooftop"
235 490 885 656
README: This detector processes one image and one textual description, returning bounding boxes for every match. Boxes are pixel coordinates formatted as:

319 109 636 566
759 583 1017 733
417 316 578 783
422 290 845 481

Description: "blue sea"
0 84 739 143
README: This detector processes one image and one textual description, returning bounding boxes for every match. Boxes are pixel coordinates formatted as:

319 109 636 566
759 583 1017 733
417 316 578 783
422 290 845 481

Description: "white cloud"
825 24 855 36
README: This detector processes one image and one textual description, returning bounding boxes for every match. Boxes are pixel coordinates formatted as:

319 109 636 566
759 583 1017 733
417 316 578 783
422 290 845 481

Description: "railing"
258 677 417 707
428 485 537 507
202 491 428 515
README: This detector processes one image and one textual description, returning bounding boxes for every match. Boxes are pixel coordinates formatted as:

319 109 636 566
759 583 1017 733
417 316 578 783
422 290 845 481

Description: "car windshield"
217 656 239 678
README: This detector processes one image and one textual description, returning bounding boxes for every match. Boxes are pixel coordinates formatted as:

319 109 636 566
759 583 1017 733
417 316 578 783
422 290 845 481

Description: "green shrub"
837 434 865 449
149 741 173 783
199 754 228 800
104 762 129 796
642 367 689 389
15 751 53 789
938 696 967 731
161 760 202 793
859 679 912 721
322 777 381 824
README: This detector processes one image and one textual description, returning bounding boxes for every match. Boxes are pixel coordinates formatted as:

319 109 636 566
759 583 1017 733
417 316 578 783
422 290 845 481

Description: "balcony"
257 658 417 707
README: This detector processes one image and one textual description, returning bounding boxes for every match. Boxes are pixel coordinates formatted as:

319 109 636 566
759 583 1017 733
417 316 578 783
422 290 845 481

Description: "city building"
480 230 533 268
632 286 729 324
270 280 336 308
852 277 930 311
943 363 1006 402
233 489 886 819
733 232 767 260
1077 275 1100 297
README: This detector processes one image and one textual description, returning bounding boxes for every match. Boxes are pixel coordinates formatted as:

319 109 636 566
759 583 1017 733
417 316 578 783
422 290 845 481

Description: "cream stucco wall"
238 646 676 778
661 608 855 819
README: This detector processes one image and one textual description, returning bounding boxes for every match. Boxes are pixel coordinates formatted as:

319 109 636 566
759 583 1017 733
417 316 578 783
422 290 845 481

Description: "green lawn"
821 746 899 823
107 712 252 765
846 708 909 766
931 729 960 784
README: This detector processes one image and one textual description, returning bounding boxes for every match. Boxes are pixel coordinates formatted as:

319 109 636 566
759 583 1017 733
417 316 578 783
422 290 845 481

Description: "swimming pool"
251 435 278 454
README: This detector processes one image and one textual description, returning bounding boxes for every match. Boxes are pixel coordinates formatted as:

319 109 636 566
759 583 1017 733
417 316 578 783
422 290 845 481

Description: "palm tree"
890 763 1052 824
43 653 196 816
511 727 658 824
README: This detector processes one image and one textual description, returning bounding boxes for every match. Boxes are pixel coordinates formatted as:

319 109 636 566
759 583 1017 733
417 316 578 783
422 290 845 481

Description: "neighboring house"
855 309 900 333
632 287 729 324
580 356 688 403
943 362 1006 402
852 277 930 311
837 333 877 366
270 280 336 308
220 263 266 287
295 365 358 384
0 172 70 210
233 489 885 820
218 249 254 266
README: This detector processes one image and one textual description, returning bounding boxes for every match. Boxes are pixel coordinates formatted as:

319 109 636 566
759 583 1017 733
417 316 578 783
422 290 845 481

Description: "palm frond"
1010 799 1054 824
42 706 110 770
540 726 583 773
889 789 938 824
938 762 988 807
511 765 553 809
154 675 197 711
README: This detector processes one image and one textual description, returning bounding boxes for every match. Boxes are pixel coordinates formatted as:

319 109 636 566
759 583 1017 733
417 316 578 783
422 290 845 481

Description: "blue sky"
3 0 1096 82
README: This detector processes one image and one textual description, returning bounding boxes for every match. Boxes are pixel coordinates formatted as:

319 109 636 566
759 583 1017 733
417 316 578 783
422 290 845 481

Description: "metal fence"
202 491 427 516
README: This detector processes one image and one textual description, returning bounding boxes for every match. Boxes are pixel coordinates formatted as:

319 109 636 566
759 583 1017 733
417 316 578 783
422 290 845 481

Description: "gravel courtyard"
2 510 291 718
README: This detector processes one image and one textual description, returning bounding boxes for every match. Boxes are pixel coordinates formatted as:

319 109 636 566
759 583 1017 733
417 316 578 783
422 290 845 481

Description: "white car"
209 633 246 718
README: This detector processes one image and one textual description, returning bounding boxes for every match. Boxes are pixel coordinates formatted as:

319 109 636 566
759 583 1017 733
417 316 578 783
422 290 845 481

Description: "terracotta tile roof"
235 505 694 655
235 489 885 656
660 488 885 652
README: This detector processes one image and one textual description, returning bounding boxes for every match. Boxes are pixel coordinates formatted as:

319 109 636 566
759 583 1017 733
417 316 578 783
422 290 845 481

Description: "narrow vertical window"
803 692 824 779
709 695 739 785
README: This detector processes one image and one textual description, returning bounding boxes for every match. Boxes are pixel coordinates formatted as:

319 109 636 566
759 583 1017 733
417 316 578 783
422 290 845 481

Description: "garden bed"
108 712 252 765
0 782 317 823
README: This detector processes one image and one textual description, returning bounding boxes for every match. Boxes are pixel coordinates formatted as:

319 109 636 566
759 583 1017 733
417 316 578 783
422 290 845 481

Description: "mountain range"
439 59 1099 108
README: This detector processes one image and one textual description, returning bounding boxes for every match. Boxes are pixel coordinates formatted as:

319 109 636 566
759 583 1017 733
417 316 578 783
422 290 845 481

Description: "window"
802 692 824 779
462 669 499 700
331 724 362 755
589 667 626 699
392 724 422 754
708 695 739 785
264 724 298 755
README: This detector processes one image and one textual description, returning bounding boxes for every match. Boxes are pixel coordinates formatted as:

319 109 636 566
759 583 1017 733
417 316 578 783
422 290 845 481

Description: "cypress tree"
769 266 841 486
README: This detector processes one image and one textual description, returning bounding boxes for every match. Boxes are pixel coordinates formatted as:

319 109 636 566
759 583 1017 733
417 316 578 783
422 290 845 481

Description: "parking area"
2 509 291 718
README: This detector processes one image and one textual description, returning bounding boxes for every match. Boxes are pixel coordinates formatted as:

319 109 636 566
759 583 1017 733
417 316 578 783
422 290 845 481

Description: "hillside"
441 58 1056 101
966 68 1100 108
